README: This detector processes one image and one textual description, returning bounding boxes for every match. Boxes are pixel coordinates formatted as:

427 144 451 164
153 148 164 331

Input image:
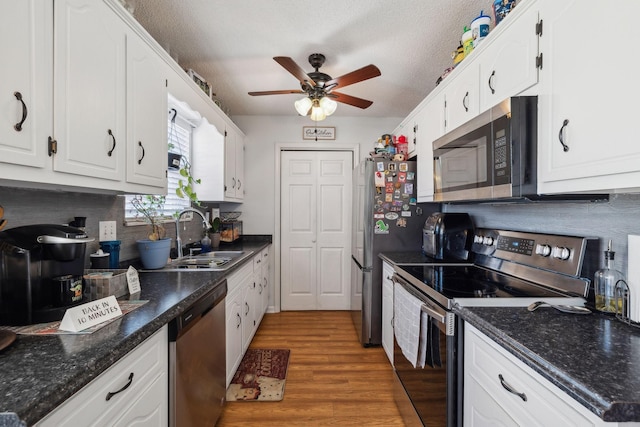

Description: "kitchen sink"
142 250 254 272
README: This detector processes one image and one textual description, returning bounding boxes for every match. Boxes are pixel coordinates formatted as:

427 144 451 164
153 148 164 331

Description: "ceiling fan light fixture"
294 97 313 116
310 99 326 121
319 96 337 116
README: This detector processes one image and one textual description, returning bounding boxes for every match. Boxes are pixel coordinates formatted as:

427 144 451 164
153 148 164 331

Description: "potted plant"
131 195 172 269
208 216 221 249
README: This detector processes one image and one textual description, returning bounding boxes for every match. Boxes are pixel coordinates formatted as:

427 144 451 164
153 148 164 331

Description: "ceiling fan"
248 53 381 120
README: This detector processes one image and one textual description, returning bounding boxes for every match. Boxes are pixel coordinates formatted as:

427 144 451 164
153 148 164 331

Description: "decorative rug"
226 348 291 402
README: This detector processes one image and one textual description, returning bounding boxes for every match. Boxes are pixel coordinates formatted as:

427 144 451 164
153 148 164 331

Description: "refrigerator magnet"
399 163 408 172
398 172 407 182
388 163 397 171
404 183 414 194
410 197 417 205
407 171 415 180
396 218 408 227
377 162 385 171
375 171 385 187
401 211 412 217
374 220 389 234
385 212 399 220
385 182 394 193
385 193 393 202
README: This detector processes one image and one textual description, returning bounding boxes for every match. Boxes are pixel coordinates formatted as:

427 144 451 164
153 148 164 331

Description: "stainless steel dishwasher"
169 280 227 427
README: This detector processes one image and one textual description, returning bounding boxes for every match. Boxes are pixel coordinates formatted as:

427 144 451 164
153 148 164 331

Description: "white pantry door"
281 150 352 310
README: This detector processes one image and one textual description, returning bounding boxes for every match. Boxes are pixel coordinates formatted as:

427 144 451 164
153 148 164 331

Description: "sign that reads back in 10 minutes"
59 295 123 332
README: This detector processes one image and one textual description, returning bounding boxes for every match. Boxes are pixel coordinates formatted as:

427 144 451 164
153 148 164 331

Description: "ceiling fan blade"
274 56 316 87
248 90 305 96
331 91 373 109
325 64 381 89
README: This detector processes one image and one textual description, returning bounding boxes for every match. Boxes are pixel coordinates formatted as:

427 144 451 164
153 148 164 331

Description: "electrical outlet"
99 221 117 242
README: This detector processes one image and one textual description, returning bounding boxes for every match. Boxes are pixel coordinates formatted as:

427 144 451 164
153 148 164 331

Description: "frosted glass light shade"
320 97 337 116
310 105 326 121
294 97 312 116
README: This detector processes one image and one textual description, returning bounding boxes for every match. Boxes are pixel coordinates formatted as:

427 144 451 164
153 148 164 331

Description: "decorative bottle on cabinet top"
594 240 625 313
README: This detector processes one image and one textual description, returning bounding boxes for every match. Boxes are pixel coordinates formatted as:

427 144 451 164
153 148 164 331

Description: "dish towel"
394 282 424 368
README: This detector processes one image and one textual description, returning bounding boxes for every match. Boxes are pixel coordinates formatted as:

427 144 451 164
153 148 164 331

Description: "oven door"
392 274 458 427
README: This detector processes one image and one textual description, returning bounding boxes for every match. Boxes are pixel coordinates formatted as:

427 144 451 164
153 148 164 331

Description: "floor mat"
226 348 290 402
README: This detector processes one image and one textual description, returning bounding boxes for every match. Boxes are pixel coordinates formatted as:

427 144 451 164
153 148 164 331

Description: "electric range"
391 228 600 427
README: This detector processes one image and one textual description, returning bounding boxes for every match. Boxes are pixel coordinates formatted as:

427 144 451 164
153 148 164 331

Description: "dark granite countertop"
455 305 640 422
0 237 271 426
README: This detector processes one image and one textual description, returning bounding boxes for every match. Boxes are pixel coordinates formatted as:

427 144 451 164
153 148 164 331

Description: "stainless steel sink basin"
142 250 254 272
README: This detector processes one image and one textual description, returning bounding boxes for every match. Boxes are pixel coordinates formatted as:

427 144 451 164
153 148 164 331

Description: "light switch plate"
99 221 117 242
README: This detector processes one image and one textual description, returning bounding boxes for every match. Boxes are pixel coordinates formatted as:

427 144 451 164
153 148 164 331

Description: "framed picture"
187 68 212 97
303 126 336 140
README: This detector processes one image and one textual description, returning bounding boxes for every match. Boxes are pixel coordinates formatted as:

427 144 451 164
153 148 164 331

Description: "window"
125 106 195 223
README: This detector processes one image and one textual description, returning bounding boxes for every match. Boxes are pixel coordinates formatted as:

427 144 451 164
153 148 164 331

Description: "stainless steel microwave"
433 96 537 202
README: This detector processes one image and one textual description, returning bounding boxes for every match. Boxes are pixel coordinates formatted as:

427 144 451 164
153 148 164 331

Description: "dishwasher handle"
170 279 227 341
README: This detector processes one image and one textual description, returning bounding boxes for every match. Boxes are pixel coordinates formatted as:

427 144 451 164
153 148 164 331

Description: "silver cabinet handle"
498 374 527 401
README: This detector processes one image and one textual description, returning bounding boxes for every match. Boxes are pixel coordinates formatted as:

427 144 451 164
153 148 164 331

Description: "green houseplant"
131 195 172 269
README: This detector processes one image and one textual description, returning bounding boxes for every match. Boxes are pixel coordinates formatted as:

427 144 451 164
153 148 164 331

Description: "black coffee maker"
0 224 94 325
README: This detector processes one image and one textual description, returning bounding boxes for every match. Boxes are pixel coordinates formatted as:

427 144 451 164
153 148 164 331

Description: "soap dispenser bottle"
594 240 625 313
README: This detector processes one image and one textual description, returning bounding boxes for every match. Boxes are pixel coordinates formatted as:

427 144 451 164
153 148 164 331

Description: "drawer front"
37 326 168 426
464 324 596 427
227 261 253 293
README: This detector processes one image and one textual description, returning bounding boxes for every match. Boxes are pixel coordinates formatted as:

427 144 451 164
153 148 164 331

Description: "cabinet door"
192 117 225 201
234 132 245 199
381 261 394 365
53 0 126 181
538 0 640 194
225 289 243 387
261 246 271 315
443 62 479 133
241 276 257 352
0 0 52 169
417 91 444 202
224 129 237 199
478 1 540 111
126 31 167 191
111 372 168 427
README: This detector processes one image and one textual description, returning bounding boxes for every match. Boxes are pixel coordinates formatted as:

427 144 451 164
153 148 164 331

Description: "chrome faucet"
175 208 209 258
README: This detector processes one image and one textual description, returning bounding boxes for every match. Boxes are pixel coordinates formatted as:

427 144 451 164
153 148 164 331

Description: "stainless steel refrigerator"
351 158 438 346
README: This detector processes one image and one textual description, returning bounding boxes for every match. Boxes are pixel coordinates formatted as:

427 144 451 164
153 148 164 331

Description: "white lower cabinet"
381 261 394 365
463 323 632 427
225 247 271 387
36 325 168 427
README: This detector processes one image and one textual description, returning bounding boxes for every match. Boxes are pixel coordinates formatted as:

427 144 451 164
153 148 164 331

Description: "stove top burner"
400 264 568 301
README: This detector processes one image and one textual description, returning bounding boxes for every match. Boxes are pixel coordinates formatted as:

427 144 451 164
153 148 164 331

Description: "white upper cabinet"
224 127 245 201
126 29 168 190
443 61 480 133
53 0 127 182
477 0 540 112
0 0 168 194
0 0 52 170
192 118 245 202
417 91 445 202
537 0 640 194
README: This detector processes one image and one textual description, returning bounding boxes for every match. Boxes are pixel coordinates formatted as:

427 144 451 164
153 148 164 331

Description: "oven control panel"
472 228 599 277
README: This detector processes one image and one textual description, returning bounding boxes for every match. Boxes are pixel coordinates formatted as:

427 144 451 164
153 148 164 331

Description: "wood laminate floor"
217 311 406 426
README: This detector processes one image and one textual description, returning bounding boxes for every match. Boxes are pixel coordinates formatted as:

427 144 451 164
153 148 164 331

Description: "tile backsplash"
0 186 205 266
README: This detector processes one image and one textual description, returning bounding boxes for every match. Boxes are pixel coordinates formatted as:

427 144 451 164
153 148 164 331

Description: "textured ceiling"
132 0 491 119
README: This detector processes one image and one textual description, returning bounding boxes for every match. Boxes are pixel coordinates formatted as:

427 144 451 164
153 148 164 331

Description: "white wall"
233 114 403 235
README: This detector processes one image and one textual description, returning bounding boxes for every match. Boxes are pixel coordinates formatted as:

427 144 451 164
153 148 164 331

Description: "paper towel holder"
615 279 639 328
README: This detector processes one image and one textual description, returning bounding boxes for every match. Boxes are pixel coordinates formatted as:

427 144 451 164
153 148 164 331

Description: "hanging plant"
176 157 201 206
131 195 167 241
